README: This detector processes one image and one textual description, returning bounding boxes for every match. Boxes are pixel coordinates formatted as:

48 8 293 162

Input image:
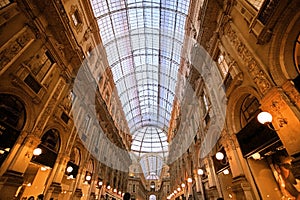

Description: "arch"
70 147 81 166
31 129 60 168
226 86 261 133
87 159 94 172
0 94 26 167
269 2 300 85
239 94 260 127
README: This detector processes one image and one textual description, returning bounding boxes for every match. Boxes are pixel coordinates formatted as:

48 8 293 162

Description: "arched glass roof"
91 0 190 178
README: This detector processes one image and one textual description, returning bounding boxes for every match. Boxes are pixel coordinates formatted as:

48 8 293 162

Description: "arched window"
293 32 300 92
84 159 94 184
66 148 81 179
0 94 26 166
31 129 60 168
240 94 260 127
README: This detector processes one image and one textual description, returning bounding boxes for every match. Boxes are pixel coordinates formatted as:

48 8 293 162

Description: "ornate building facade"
0 0 299 200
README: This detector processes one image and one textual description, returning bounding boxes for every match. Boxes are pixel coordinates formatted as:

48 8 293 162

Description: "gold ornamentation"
224 24 272 94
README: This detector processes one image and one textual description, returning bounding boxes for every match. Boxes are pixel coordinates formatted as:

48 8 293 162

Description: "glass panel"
91 0 190 178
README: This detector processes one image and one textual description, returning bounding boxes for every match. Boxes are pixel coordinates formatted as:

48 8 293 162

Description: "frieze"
0 27 34 74
224 23 272 94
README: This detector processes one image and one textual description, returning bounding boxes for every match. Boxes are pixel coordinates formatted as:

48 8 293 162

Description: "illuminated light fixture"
98 180 103 186
67 175 74 179
257 111 287 130
85 174 91 181
187 178 192 183
251 152 261 160
66 166 73 173
174 190 177 194
107 185 111 190
216 152 224 160
41 166 47 171
257 112 272 124
4 148 10 152
27 183 32 187
167 197 171 200
181 183 186 188
122 193 125 196
177 187 181 191
197 168 204 175
0 150 5 154
223 169 230 175
113 189 117 193
118 191 121 195
33 148 42 156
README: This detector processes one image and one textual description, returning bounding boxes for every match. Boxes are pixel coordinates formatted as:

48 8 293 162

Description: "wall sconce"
65 161 78 179
197 168 204 175
98 180 103 186
215 152 224 160
66 166 73 173
187 177 192 183
257 111 287 130
223 168 230 175
181 183 186 188
85 171 92 184
33 148 42 156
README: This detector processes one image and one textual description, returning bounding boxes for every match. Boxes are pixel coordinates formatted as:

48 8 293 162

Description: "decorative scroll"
224 24 272 94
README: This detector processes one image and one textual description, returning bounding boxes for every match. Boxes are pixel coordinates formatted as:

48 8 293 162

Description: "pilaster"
0 170 24 200
260 86 300 155
45 182 62 200
231 176 254 200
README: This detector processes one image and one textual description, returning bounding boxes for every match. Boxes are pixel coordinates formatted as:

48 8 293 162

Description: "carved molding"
0 26 35 75
224 23 272 95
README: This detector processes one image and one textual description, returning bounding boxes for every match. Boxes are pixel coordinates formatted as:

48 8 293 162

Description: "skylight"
91 0 190 178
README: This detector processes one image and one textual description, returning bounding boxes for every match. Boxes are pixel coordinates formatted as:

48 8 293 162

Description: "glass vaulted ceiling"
91 0 190 178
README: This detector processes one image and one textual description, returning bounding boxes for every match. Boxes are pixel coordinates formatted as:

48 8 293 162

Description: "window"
0 0 11 9
24 74 42 94
217 54 229 78
246 0 264 10
71 10 81 26
70 5 83 32
240 95 260 127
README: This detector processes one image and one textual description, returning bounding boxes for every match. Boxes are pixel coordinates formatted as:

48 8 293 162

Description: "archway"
0 94 26 167
21 129 61 199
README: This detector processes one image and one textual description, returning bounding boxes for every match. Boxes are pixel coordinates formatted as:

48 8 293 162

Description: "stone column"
203 157 219 199
0 134 40 199
221 131 256 200
44 154 70 199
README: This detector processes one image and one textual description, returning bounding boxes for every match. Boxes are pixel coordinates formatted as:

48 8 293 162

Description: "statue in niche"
272 151 300 200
